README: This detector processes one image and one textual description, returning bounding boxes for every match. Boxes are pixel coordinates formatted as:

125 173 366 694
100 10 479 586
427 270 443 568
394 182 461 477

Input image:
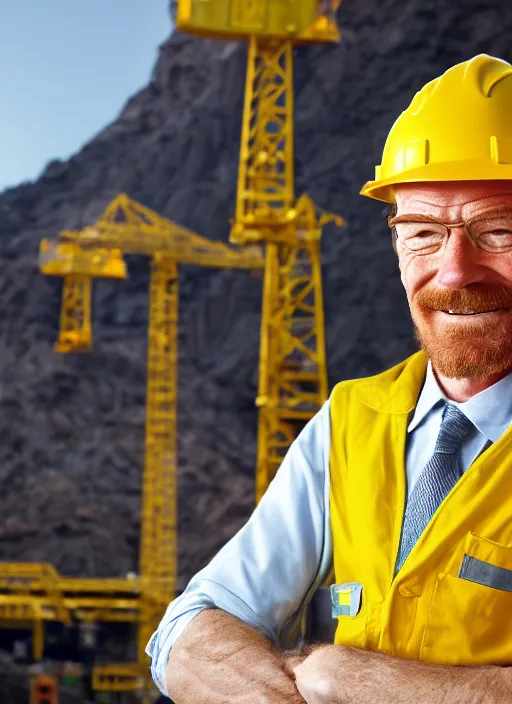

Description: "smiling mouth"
440 308 510 315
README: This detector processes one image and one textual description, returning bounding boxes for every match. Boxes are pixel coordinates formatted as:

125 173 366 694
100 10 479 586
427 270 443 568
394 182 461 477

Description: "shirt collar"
407 362 444 433
408 361 512 443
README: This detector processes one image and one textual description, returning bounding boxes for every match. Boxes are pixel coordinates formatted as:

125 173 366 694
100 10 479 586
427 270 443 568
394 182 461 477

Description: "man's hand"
288 645 342 704
290 644 512 704
166 609 306 703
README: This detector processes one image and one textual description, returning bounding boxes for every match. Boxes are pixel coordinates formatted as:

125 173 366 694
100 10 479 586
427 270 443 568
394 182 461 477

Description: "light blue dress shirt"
147 362 512 697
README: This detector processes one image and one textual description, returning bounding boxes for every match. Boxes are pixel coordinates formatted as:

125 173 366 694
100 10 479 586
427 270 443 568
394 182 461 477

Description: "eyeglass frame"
386 205 512 256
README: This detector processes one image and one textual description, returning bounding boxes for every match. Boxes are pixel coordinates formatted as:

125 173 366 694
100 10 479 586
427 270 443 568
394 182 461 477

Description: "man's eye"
485 229 512 236
411 230 438 238
478 229 512 252
408 231 442 242
401 231 443 252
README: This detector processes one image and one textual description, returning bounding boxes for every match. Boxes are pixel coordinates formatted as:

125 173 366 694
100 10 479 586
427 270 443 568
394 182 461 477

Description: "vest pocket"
420 572 512 665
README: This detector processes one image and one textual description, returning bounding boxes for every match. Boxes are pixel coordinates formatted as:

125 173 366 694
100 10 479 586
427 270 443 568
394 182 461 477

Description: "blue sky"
0 1 171 192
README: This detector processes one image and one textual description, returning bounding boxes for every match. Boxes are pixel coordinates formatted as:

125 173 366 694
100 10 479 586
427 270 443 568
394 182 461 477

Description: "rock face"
0 0 511 673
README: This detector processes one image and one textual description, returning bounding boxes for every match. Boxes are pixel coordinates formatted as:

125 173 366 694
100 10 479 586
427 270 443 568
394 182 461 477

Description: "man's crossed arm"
166 609 512 704
289 641 512 704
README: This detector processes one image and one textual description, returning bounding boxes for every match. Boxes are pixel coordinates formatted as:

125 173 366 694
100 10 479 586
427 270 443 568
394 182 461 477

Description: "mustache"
416 286 512 313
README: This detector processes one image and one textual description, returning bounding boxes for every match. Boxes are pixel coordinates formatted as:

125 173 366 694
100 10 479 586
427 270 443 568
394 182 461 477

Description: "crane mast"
177 1 343 500
232 37 331 500
138 255 178 658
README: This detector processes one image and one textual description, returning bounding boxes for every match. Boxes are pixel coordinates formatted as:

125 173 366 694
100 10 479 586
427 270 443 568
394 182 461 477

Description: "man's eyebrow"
466 205 512 223
387 213 445 225
388 205 512 227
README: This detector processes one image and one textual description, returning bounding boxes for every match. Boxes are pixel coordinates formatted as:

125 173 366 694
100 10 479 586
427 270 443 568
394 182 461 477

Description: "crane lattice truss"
232 34 342 501
232 38 343 500
0 195 263 697
178 0 344 501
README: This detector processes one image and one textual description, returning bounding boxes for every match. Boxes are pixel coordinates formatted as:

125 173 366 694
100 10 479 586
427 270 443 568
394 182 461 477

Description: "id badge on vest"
330 582 363 617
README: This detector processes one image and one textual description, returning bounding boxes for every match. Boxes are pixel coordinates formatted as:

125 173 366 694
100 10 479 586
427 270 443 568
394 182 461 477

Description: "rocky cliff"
0 0 510 655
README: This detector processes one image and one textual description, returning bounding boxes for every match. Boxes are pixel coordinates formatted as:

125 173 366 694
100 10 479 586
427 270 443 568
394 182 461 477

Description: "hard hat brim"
360 159 512 203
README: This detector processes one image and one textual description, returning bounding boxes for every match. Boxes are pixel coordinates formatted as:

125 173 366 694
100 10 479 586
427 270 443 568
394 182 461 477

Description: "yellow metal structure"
92 664 146 692
39 241 127 352
177 0 340 43
0 562 142 659
39 240 126 278
33 194 264 695
55 274 92 353
178 2 344 501
30 674 58 704
59 194 263 268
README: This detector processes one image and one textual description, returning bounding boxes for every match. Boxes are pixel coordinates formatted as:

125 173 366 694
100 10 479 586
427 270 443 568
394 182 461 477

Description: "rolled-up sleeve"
146 399 332 696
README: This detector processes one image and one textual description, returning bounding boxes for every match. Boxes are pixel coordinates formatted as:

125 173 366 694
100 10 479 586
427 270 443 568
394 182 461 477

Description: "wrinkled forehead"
394 181 512 219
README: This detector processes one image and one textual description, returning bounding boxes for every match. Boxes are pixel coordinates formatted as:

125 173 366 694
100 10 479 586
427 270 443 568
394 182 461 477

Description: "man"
147 54 512 703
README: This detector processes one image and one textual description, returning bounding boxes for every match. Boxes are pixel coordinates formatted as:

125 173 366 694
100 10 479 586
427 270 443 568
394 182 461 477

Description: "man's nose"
435 228 487 288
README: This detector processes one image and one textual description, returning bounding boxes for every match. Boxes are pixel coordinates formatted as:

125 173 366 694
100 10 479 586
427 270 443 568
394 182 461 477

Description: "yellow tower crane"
35 193 264 697
177 0 344 501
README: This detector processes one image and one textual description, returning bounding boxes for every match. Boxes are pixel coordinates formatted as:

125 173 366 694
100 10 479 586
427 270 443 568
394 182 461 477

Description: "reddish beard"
412 285 512 379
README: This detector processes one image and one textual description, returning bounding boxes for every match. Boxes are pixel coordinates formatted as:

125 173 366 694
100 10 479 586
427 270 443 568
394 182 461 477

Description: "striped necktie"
395 403 474 572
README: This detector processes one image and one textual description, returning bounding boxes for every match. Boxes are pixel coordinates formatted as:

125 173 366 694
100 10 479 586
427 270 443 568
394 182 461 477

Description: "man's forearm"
292 645 512 704
335 647 512 704
166 608 306 704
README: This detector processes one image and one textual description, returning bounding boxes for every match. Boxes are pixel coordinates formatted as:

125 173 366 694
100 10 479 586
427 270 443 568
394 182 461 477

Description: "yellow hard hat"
361 54 512 203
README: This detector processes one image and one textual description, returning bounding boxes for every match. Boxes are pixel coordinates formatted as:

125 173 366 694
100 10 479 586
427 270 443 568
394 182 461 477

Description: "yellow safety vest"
329 350 512 666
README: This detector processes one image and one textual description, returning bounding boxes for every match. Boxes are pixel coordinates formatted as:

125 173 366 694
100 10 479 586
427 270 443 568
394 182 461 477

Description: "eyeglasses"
387 209 512 256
